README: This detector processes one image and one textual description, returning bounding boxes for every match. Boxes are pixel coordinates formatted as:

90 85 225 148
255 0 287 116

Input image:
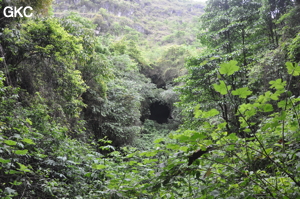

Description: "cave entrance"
149 101 171 124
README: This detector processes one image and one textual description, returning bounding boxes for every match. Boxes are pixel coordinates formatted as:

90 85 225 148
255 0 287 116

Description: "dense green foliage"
1 0 300 198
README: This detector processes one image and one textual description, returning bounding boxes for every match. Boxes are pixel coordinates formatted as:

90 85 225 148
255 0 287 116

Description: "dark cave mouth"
149 101 171 124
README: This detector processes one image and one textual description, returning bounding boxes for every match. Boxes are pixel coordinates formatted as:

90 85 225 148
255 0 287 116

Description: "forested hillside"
52 0 204 89
1 0 300 198
53 0 203 45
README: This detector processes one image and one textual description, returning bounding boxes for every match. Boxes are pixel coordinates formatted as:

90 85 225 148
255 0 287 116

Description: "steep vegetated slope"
53 0 204 86
1 0 300 198
52 0 205 148
0 0 204 197
53 0 204 92
54 0 204 45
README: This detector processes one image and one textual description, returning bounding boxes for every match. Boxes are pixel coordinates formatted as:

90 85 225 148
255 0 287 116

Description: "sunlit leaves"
0 158 10 164
9 181 22 186
238 103 257 118
286 62 300 76
231 87 252 98
139 151 158 157
22 138 35 145
14 150 28 155
25 118 32 125
171 130 207 143
17 163 31 173
166 143 180 150
257 91 280 102
277 100 286 108
265 148 273 155
263 104 273 112
219 60 239 76
194 105 220 118
92 164 107 170
143 159 158 164
190 132 207 140
4 140 17 146
179 146 189 152
227 133 239 142
213 80 231 95
269 79 286 90
154 138 165 144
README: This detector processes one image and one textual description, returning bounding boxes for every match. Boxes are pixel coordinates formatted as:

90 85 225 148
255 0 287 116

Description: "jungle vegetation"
1 0 300 198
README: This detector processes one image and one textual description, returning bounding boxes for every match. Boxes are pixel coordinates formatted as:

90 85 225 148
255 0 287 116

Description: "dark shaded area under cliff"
149 101 171 124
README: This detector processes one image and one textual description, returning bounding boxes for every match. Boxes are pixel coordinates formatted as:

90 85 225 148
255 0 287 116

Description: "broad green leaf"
143 159 158 164
194 109 202 118
17 163 31 172
262 123 271 131
270 92 280 100
177 135 190 142
232 87 252 98
218 122 227 129
244 128 251 133
229 183 239 189
4 140 17 146
202 109 219 118
190 132 207 140
128 161 137 166
213 80 231 95
92 164 107 170
7 170 20 174
179 146 189 152
201 60 208 65
14 150 28 155
195 106 219 119
166 143 180 150
286 62 300 76
227 133 238 142
277 100 287 108
265 148 273 155
202 139 213 146
238 103 256 117
269 79 286 90
211 132 219 140
0 158 10 164
154 138 164 144
219 60 239 76
10 181 22 186
26 118 32 125
22 138 35 145
257 92 271 103
225 144 235 151
139 151 158 157
194 104 202 118
263 104 273 112
278 111 287 120
210 56 219 61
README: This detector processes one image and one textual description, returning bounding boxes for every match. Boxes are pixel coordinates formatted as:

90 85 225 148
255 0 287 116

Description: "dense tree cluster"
0 0 300 198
